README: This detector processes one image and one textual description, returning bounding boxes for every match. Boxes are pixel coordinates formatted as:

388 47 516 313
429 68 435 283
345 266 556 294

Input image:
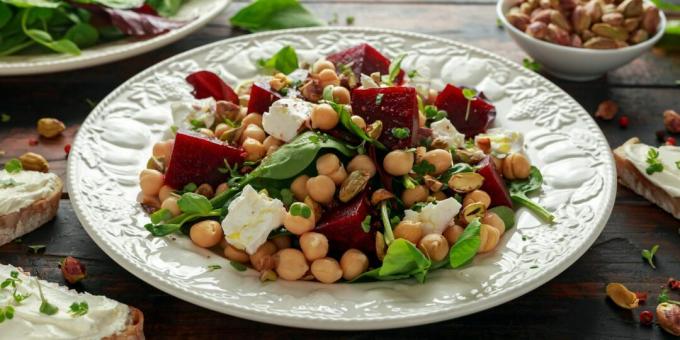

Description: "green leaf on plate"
177 192 212 214
258 45 298 75
488 206 516 230
229 0 325 33
64 22 99 48
449 219 481 268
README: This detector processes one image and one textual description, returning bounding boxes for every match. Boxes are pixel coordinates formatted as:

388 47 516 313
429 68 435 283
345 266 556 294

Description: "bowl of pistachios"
497 0 666 81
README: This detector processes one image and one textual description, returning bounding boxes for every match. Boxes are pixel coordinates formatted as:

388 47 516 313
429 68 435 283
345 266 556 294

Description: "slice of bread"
613 137 680 219
0 176 63 247
104 306 145 340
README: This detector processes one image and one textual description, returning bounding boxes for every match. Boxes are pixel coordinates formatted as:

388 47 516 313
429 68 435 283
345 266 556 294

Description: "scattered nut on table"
506 0 660 49
37 118 65 138
606 282 639 309
595 100 619 120
663 110 680 133
19 152 49 172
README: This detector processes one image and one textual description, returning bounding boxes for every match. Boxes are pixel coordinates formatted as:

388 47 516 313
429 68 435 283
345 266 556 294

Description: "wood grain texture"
1 2 680 339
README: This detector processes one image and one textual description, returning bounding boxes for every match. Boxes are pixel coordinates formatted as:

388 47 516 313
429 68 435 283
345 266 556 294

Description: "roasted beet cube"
164 130 245 189
246 81 282 114
186 71 239 105
434 84 496 138
326 43 404 85
351 86 419 150
478 157 513 208
315 190 374 255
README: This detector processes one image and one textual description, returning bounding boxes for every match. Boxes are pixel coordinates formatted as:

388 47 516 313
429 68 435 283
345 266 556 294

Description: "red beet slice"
351 86 419 150
434 84 496 138
326 43 404 85
478 157 513 208
164 130 246 189
246 81 282 114
186 71 239 105
315 190 374 255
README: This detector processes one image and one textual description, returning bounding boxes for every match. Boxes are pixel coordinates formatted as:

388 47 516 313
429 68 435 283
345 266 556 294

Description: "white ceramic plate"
68 27 616 330
0 0 229 76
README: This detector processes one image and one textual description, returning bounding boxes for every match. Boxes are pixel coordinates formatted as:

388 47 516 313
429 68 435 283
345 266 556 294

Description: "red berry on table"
666 137 677 146
28 138 39 146
669 278 680 290
618 116 629 128
635 292 648 304
639 310 654 326
64 144 71 155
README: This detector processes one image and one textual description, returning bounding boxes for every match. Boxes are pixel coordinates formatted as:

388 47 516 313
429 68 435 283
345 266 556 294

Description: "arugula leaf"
177 192 212 214
258 45 298 75
449 219 482 268
68 301 88 317
4 159 22 173
507 167 555 223
641 244 659 269
229 0 324 33
489 206 516 230
145 0 184 17
645 148 663 175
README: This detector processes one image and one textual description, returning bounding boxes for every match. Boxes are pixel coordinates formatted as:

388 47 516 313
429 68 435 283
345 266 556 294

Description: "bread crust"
0 176 63 246
104 307 145 340
613 138 680 219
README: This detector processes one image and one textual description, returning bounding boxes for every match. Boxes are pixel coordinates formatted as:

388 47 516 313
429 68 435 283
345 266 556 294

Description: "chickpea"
418 234 450 261
318 69 340 88
479 224 500 253
242 137 266 161
332 86 351 105
418 111 426 128
502 153 531 180
216 183 229 195
311 104 339 130
152 139 174 161
266 145 279 156
250 241 277 271
241 113 263 128
328 166 347 186
214 123 230 139
443 224 465 246
271 235 292 250
161 196 181 217
283 212 315 235
241 124 266 143
219 238 228 249
158 185 175 202
139 169 164 196
311 258 343 284
305 175 336 204
422 149 453 175
350 115 366 130
196 183 214 199
383 150 414 176
433 191 447 201
189 220 224 248
463 190 491 209
290 175 310 201
140 194 160 210
482 212 506 236
401 185 428 207
347 155 376 178
224 244 249 263
427 89 438 104
393 220 424 244
340 249 369 281
263 136 282 150
316 153 341 175
274 248 309 281
312 59 335 74
299 232 329 261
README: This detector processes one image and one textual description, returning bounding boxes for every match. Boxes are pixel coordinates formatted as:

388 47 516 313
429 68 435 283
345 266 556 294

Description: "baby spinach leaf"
350 268 411 282
0 3 12 29
4 159 22 173
21 9 80 55
71 0 145 9
177 192 212 214
438 162 474 184
488 206 515 230
2 0 61 8
229 0 324 33
326 97 386 150
65 22 98 48
150 208 173 224
449 219 481 268
144 210 220 236
507 167 555 223
146 0 184 17
379 238 431 282
258 45 298 75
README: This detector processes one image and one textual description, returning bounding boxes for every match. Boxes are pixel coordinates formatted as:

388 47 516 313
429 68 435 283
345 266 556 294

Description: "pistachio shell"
339 170 370 203
592 23 629 41
460 202 487 225
448 172 485 193
605 283 639 309
371 188 395 205
617 0 642 17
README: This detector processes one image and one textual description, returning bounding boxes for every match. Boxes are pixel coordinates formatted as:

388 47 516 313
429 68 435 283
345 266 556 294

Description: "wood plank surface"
1 1 680 339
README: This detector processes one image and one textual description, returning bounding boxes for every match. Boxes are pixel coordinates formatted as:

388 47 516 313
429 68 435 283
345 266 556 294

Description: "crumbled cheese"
476 128 524 158
403 198 461 235
431 118 465 149
262 98 312 142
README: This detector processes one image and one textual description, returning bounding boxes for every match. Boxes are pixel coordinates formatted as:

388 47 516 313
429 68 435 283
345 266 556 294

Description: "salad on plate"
138 43 555 284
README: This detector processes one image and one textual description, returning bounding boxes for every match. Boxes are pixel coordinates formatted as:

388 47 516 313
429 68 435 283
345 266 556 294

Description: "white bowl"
497 0 667 81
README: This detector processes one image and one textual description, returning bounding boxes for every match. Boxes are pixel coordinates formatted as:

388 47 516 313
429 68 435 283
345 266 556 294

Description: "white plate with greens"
68 27 616 330
0 0 229 76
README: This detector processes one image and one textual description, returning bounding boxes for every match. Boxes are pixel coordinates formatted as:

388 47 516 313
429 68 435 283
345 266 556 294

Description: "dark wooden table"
1 1 680 338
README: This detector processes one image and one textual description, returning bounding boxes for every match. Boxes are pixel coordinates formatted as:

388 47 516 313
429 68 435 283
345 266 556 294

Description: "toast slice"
613 137 680 219
0 263 145 339
0 175 63 247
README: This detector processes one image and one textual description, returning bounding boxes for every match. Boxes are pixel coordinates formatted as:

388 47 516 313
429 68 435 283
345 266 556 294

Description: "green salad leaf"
22 8 80 55
1 0 61 8
352 239 431 283
64 22 98 48
146 0 184 17
507 167 555 223
449 219 481 268
177 192 212 214
258 45 298 75
71 0 145 9
489 206 516 230
229 0 324 33
4 159 22 173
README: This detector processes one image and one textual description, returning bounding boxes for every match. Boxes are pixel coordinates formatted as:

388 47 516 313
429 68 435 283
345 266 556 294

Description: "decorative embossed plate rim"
68 27 617 330
0 0 229 76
